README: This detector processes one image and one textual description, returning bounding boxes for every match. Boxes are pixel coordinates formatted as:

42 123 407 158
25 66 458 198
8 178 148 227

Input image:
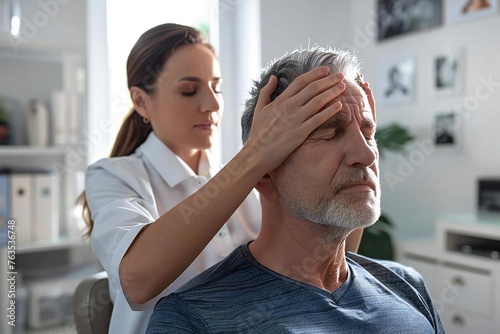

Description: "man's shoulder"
346 252 443 332
346 252 424 287
164 245 255 300
149 244 296 332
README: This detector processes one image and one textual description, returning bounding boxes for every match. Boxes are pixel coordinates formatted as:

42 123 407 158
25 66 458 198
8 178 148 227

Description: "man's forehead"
326 82 372 125
305 78 375 134
336 82 368 112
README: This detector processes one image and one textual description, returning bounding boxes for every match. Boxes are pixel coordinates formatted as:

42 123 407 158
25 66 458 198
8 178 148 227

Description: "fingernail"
320 66 330 74
332 73 344 80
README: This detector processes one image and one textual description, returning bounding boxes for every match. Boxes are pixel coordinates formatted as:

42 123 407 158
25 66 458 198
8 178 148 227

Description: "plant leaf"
376 123 414 157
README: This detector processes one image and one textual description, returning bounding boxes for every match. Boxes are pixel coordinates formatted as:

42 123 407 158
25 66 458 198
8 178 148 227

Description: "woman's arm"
119 67 346 305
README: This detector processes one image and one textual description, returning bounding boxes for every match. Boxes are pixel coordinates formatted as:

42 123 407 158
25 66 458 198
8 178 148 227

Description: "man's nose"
344 129 377 168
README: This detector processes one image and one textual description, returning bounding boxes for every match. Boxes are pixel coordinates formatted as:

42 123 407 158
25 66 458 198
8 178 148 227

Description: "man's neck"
249 216 350 293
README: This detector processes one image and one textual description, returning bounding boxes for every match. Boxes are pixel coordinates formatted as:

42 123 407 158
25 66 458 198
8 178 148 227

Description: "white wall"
2 0 87 51
259 0 500 242
260 0 351 66
219 0 262 163
86 0 109 165
349 0 500 241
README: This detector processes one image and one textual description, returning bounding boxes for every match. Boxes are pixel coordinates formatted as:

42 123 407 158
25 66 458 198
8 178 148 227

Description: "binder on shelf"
32 173 59 241
10 174 33 243
0 174 9 247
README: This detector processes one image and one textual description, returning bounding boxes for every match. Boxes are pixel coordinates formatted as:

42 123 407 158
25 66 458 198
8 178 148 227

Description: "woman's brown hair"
77 23 214 238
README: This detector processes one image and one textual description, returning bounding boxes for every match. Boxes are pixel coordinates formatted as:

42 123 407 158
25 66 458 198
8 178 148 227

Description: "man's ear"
255 173 279 202
130 86 151 120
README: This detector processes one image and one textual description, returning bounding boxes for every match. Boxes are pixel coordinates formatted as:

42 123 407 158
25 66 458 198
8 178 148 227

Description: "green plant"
375 123 415 157
357 123 414 260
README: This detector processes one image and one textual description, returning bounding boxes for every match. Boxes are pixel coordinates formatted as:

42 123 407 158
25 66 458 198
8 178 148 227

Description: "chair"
73 271 113 334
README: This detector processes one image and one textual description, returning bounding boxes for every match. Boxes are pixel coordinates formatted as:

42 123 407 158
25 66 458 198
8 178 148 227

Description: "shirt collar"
136 132 219 187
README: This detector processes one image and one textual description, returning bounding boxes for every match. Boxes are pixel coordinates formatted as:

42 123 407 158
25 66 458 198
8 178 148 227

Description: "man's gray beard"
281 170 381 238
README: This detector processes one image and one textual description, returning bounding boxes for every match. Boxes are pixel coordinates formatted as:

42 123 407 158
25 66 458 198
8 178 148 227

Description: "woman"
80 23 358 333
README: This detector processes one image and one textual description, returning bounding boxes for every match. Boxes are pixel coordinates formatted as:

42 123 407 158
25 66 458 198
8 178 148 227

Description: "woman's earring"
143 117 150 124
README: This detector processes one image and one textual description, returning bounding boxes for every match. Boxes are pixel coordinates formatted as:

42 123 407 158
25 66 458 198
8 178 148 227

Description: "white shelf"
0 43 84 62
0 146 69 171
25 321 77 334
0 145 67 157
0 3 90 334
18 237 88 254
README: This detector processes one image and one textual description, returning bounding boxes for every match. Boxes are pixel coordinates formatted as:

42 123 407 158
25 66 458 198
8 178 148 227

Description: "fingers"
303 80 345 117
289 72 345 108
275 66 331 100
271 71 345 124
254 75 278 114
302 98 343 134
362 81 376 123
357 73 376 123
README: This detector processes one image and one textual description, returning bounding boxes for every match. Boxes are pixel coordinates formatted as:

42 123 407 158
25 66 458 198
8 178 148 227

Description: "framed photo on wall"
377 0 443 41
447 0 498 23
433 48 464 97
478 179 500 214
434 112 459 147
377 56 416 106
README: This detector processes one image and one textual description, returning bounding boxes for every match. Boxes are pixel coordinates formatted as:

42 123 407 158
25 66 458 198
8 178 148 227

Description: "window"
105 0 214 155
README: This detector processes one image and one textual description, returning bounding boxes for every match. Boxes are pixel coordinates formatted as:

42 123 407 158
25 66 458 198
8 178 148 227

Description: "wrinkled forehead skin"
332 81 372 125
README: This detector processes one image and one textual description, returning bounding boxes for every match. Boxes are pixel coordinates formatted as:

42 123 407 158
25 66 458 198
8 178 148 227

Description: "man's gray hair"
241 47 362 143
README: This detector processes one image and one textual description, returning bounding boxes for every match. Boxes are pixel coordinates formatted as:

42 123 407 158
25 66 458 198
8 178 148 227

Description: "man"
147 47 444 333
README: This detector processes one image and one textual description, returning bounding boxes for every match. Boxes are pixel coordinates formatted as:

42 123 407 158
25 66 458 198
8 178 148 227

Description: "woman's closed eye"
181 86 222 97
181 90 197 97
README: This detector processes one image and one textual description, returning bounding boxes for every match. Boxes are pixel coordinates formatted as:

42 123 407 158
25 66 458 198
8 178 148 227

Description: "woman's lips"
194 122 216 130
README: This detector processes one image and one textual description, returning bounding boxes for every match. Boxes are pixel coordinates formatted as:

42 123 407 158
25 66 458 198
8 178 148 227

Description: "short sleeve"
85 157 160 310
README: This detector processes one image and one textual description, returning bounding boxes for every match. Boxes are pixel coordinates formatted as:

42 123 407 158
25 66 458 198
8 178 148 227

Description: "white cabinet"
0 1 102 333
437 264 493 316
0 0 88 232
397 215 500 334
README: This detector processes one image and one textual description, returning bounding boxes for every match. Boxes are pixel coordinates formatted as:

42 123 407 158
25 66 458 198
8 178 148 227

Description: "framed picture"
478 179 500 214
377 0 443 41
377 56 415 106
447 0 498 23
433 49 464 97
434 112 458 147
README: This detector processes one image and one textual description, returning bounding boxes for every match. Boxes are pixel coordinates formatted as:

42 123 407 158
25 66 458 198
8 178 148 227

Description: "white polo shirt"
85 132 261 334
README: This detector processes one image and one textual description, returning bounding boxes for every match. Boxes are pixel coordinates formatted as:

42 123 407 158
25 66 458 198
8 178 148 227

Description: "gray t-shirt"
147 243 444 333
